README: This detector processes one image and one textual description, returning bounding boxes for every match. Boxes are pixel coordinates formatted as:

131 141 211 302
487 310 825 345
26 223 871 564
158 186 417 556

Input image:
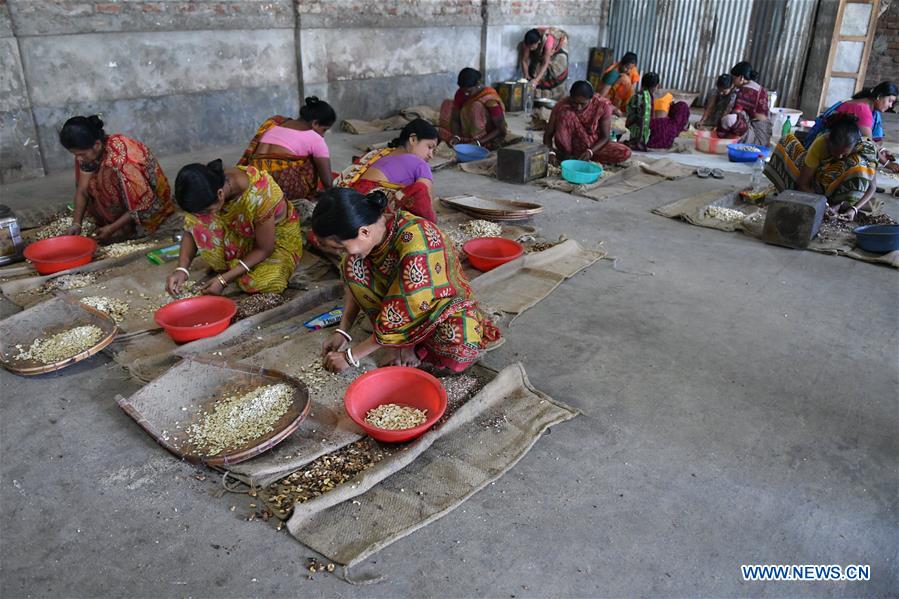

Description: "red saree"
550 95 632 165
78 134 174 233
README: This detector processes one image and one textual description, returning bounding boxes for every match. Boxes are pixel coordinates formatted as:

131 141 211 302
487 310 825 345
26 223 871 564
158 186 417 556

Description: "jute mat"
537 157 695 201
114 281 344 383
653 189 899 268
0 239 170 297
471 239 606 324
286 363 578 571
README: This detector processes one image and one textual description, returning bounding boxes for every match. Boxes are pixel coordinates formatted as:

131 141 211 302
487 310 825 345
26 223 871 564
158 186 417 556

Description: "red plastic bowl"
462 237 524 272
154 296 237 343
344 366 448 443
24 235 97 274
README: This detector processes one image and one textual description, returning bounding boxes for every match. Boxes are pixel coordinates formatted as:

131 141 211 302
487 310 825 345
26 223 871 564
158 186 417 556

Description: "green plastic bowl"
561 159 603 185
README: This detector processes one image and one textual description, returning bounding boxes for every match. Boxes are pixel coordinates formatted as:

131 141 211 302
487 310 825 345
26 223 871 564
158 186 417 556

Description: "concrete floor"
1 120 898 597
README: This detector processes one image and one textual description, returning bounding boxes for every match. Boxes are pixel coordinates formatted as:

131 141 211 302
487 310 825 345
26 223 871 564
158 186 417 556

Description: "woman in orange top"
60 115 174 241
598 52 641 113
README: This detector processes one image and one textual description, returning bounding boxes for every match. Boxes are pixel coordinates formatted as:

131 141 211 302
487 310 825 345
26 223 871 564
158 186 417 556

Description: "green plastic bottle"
781 117 791 138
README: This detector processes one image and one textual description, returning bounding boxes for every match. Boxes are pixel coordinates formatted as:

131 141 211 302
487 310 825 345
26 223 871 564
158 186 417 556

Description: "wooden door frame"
818 0 881 114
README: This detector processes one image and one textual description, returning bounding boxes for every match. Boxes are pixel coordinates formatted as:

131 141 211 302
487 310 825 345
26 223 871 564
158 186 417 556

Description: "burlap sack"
471 239 605 322
287 363 579 569
653 189 899 268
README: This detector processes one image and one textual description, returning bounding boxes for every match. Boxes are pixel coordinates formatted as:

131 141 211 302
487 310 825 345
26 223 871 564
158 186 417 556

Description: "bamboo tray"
116 357 311 466
441 195 544 221
0 295 118 375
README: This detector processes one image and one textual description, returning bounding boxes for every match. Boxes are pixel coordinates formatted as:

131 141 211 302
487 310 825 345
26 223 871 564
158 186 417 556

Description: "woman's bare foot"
380 347 421 368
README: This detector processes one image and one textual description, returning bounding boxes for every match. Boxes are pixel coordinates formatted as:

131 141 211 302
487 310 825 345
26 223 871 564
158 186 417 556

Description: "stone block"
762 190 828 249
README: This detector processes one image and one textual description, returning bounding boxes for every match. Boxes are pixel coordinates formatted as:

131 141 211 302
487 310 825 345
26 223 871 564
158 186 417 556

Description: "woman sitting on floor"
804 81 898 173
764 113 878 220
166 160 302 296
699 74 736 128
544 80 632 166
59 115 174 241
625 72 691 151
334 118 438 222
313 187 500 373
717 61 772 146
438 67 509 150
237 97 336 201
598 52 641 114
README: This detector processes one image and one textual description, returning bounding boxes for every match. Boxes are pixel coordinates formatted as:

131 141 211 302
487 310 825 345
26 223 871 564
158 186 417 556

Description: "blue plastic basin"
454 144 490 163
560 159 603 185
727 143 771 163
854 224 899 253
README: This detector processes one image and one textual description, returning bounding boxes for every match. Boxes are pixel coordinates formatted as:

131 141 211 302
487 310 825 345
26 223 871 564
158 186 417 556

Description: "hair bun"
206 158 224 175
365 190 389 211
87 114 104 130
305 96 320 106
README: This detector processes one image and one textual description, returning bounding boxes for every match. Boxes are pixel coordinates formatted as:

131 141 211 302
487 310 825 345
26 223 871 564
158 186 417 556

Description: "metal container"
762 190 827 249
496 143 549 184
0 205 24 266
495 81 527 113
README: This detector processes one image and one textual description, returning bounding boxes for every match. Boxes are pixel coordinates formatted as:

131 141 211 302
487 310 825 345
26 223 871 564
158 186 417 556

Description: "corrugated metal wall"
607 0 818 107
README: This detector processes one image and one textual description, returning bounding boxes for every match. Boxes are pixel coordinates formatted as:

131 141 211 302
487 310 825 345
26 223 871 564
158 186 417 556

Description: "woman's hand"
885 161 899 174
578 149 594 162
166 270 188 296
321 332 348 357
67 222 83 236
323 350 350 373
528 79 538 88
200 277 225 296
94 225 115 241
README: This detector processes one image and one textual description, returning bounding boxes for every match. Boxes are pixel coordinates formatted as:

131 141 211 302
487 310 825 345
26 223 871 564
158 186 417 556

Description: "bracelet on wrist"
336 328 353 343
174 267 190 278
238 259 251 274
345 347 360 368
216 274 227 287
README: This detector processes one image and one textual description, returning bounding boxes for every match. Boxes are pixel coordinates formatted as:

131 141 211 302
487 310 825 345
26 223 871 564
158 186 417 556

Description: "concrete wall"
0 0 603 182
864 0 899 87
0 1 44 183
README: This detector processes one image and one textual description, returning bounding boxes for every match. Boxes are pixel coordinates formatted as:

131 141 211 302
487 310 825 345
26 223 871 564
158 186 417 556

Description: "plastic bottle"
781 117 791 138
750 155 765 190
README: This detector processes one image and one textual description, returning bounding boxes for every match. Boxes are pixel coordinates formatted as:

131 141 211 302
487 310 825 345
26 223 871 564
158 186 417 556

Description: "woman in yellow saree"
439 68 509 149
312 187 500 373
167 160 302 296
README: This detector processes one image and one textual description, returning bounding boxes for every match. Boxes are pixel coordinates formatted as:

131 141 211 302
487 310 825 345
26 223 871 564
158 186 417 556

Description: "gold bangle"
217 275 227 287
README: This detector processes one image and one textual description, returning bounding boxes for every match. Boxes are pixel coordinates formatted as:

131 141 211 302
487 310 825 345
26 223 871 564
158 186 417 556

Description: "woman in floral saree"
59 115 174 240
166 160 302 296
312 187 500 373
438 68 508 150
